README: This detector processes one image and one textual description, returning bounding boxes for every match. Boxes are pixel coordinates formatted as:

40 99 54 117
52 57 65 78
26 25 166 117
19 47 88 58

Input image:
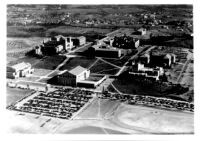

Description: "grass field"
6 87 34 106
32 69 53 76
7 56 41 67
38 78 51 83
103 55 132 67
90 60 119 75
47 70 61 77
59 57 97 70
18 76 40 82
34 55 66 70
8 55 66 70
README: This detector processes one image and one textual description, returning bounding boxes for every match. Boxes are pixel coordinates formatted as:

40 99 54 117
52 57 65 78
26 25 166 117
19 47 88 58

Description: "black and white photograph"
2 0 199 140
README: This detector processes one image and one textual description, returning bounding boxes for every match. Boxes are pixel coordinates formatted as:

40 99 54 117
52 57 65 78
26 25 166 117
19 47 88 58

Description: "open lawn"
59 57 97 70
103 55 132 67
6 87 34 106
34 55 66 70
18 76 40 82
47 70 61 77
86 75 105 82
7 56 40 66
32 69 53 77
38 78 51 83
90 60 119 75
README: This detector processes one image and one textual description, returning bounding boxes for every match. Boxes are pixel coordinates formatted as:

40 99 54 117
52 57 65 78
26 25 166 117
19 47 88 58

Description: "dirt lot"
111 103 194 134
75 98 120 119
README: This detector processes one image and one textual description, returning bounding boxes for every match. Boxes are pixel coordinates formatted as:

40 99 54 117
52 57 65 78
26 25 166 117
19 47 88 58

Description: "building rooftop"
76 36 86 40
69 66 87 76
92 44 120 51
11 62 31 71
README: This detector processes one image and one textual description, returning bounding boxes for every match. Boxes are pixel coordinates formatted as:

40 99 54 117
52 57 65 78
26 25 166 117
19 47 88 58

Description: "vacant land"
7 37 47 62
6 87 34 106
112 104 194 133
59 57 97 70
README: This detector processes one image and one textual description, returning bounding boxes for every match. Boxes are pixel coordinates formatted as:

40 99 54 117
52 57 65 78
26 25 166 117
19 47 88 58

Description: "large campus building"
138 52 176 68
112 34 140 49
7 62 34 79
129 51 176 81
91 44 123 58
54 66 106 88
35 35 86 56
57 66 90 86
129 62 164 81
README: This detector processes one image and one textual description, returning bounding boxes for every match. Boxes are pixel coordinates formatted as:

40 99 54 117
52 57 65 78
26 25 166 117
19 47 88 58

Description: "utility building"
7 62 34 79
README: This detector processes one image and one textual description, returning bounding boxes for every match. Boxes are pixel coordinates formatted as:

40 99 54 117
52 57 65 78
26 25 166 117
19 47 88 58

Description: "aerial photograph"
6 4 194 134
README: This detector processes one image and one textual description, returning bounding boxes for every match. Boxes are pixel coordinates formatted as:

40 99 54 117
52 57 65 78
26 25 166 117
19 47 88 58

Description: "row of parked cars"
12 88 95 119
101 92 194 112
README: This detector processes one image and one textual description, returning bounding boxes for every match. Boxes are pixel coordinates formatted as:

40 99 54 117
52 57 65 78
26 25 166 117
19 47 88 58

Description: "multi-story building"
138 53 176 68
35 35 86 56
7 62 34 79
72 36 86 46
92 44 123 58
129 62 164 81
112 35 140 49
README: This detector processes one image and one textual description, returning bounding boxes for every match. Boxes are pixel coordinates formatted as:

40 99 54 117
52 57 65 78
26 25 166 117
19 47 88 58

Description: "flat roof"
11 62 31 71
69 66 87 76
